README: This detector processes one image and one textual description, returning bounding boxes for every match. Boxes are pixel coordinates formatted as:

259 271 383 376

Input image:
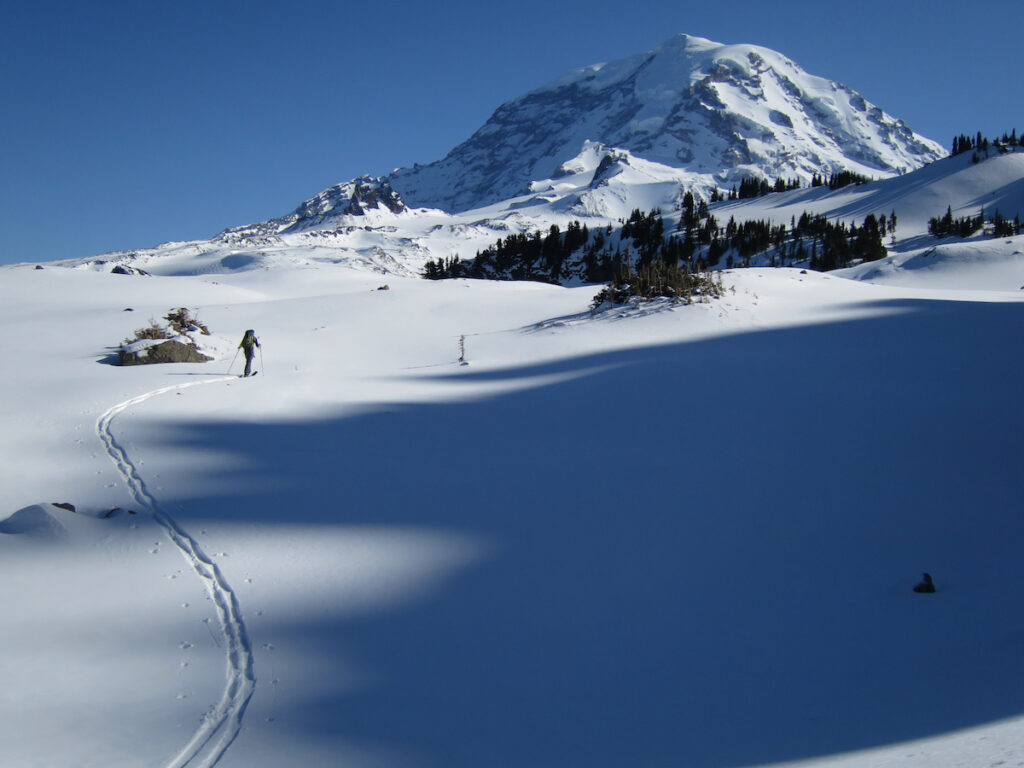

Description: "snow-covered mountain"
54 34 1024 295
268 32 937 231
384 34 944 214
59 33 958 281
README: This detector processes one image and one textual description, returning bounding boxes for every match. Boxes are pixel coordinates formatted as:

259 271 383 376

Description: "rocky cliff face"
280 177 406 233
209 176 408 244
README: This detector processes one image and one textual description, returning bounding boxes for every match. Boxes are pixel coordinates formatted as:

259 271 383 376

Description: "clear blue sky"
1 0 1018 265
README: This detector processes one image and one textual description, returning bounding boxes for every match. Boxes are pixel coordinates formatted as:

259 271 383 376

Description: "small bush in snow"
591 263 724 309
164 307 210 335
125 319 171 344
121 308 209 345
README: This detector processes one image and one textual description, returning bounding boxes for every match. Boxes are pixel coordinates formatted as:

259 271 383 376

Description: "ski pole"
259 345 264 376
227 348 239 375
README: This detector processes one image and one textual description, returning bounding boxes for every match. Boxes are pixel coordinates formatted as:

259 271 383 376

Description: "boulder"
913 573 937 594
119 337 212 365
111 265 151 276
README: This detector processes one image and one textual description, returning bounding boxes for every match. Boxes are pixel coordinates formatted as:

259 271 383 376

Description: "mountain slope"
60 146 1022 293
383 34 945 213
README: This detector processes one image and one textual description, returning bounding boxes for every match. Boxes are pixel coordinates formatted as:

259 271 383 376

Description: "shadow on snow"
139 298 1024 768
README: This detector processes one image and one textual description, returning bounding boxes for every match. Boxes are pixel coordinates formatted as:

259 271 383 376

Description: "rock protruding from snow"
111 264 151 276
280 177 408 233
119 337 213 365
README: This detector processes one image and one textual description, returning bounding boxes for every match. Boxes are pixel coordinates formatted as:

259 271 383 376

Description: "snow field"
1 261 1023 767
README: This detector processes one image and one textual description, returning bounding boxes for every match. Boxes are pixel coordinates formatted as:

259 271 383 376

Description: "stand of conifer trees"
424 206 891 287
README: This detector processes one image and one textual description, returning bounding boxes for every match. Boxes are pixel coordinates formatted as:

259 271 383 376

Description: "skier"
238 329 260 377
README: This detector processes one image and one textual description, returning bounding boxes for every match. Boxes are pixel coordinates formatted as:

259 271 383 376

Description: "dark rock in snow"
913 572 937 593
119 339 212 366
111 265 151 276
277 177 408 233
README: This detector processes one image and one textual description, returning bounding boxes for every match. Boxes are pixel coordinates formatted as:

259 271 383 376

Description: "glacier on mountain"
381 34 945 215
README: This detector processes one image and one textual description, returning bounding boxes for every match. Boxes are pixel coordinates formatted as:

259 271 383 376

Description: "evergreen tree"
423 258 443 280
855 214 887 262
992 211 1015 237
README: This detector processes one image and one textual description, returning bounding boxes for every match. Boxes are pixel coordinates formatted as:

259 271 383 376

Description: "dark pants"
243 351 255 376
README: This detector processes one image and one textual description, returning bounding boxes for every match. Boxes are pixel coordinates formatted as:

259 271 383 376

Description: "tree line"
423 130 1024 306
928 206 1021 239
951 130 1020 157
424 203 892 299
708 170 871 203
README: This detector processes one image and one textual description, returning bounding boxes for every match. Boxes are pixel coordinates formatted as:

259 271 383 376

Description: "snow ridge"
95 379 256 768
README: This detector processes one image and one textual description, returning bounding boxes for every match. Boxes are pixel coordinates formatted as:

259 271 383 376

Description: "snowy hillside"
2 254 1023 768
54 143 1024 295
714 145 1024 288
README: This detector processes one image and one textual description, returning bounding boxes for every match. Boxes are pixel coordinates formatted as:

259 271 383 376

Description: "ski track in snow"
96 378 256 768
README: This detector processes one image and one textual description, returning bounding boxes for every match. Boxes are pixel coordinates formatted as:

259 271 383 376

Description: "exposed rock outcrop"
119 338 212 365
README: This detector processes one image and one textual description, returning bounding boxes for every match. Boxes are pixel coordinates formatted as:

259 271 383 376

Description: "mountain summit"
381 34 944 213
